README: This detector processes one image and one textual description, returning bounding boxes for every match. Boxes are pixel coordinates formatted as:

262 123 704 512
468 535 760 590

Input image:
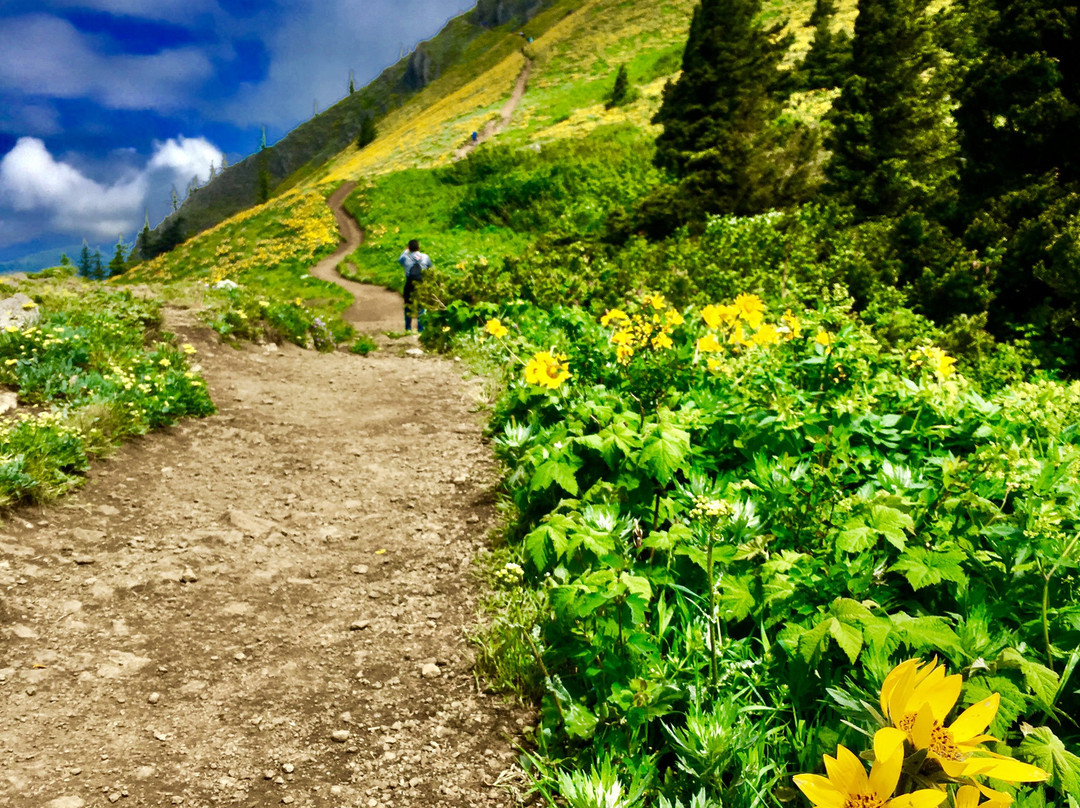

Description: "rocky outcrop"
473 0 547 27
402 46 438 91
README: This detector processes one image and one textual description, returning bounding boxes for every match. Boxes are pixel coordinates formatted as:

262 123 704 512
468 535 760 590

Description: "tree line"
641 0 1078 367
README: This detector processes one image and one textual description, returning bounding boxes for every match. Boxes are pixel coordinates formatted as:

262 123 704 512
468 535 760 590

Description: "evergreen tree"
257 127 271 203
77 240 93 278
170 185 180 212
220 154 229 170
606 64 636 109
825 0 957 219
138 212 153 261
108 237 128 277
954 0 1080 342
357 114 378 149
59 253 71 267
800 0 851 89
651 0 796 217
349 70 356 94
91 249 105 281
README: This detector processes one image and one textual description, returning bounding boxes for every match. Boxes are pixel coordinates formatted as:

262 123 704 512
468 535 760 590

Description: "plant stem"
707 530 718 691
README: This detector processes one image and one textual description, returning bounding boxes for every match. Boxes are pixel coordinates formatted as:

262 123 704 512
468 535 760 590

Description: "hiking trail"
453 58 533 161
0 186 530 807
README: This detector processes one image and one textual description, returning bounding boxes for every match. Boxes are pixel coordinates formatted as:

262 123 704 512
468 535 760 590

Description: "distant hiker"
398 239 432 333
471 131 478 144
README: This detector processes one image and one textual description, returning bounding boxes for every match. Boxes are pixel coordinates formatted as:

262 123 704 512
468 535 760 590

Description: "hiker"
398 239 432 332
471 131 478 144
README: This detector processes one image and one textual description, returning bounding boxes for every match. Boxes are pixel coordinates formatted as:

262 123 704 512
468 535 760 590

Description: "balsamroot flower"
601 308 629 327
752 323 780 346
874 659 1048 784
697 334 722 353
484 318 509 338
732 293 766 328
815 330 833 348
524 350 570 389
794 744 945 808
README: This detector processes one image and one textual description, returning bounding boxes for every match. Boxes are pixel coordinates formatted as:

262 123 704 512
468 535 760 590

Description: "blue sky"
0 0 473 261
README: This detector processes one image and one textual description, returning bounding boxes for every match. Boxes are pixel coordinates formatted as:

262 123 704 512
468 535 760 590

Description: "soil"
453 60 533 161
0 194 532 807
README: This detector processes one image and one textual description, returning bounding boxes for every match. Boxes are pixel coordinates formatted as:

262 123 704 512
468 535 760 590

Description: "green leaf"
639 418 690 484
719 574 755 621
563 701 599 740
837 523 875 553
868 504 913 551
1016 726 1080 796
530 455 582 496
890 546 967 591
828 618 864 663
998 648 1060 715
889 613 964 659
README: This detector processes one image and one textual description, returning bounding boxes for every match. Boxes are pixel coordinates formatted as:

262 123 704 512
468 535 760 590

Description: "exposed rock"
225 508 276 537
0 391 17 415
421 663 441 678
45 797 85 808
0 294 41 330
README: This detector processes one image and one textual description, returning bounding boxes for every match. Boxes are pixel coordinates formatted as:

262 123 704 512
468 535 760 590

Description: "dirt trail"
0 208 529 806
310 183 402 331
454 59 533 161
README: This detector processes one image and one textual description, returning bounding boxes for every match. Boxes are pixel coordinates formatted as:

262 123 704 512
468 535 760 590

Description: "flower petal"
793 774 846 808
873 727 907 763
962 754 1049 783
910 702 935 749
826 746 869 795
948 693 999 742
881 659 918 719
869 743 902 801
889 789 948 808
955 785 981 808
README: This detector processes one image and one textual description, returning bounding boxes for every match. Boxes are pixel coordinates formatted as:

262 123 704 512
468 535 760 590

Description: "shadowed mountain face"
144 0 557 255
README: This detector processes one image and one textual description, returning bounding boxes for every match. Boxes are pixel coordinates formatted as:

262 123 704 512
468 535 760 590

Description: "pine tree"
824 0 957 219
220 154 229 170
800 0 851 89
170 186 180 212
357 114 377 149
59 253 71 266
257 128 271 203
606 64 635 109
108 237 127 277
77 240 93 278
138 212 153 261
349 70 356 94
651 0 795 216
954 0 1080 337
91 249 105 281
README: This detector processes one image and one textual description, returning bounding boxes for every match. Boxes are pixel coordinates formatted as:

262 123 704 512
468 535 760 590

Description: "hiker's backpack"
407 253 425 281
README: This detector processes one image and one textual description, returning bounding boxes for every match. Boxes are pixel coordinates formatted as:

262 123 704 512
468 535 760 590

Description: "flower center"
897 713 963 761
844 794 885 808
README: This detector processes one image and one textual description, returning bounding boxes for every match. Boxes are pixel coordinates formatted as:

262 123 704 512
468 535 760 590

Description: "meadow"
0 272 215 507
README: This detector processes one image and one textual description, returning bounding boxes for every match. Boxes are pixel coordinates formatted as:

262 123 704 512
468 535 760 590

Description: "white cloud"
0 15 214 111
148 135 224 185
0 135 222 240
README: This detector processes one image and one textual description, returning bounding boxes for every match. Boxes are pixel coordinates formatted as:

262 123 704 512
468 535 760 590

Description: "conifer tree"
606 64 635 109
170 186 180 212
91 249 105 281
257 127 271 203
651 0 795 216
349 70 356 94
357 114 377 149
77 240 93 278
59 253 71 267
800 0 851 89
825 0 957 219
955 0 1080 334
108 237 127 277
138 212 153 261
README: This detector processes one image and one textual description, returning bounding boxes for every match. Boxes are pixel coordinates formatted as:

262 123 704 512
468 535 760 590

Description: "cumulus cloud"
0 135 222 240
0 15 214 111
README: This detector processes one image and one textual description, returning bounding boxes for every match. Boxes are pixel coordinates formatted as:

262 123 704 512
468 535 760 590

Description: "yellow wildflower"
181 343 197 355
644 293 667 311
611 330 634 346
484 318 509 339
875 659 1049 784
753 323 780 346
728 325 749 348
21 300 37 309
815 330 833 348
794 744 944 808
524 351 571 390
782 310 802 339
702 303 739 330
697 334 723 353
665 309 685 327
158 358 170 367
601 308 629 327
706 358 722 372
651 332 673 351
917 346 957 378
733 293 766 328
616 345 634 365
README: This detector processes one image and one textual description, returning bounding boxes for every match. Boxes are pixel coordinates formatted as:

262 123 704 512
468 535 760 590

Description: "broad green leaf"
530 455 582 495
639 419 690 484
999 647 1060 715
837 523 875 553
799 619 832 663
1016 726 1080 797
889 613 964 660
868 504 913 551
890 546 968 591
563 701 599 740
828 618 864 663
719 575 755 621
